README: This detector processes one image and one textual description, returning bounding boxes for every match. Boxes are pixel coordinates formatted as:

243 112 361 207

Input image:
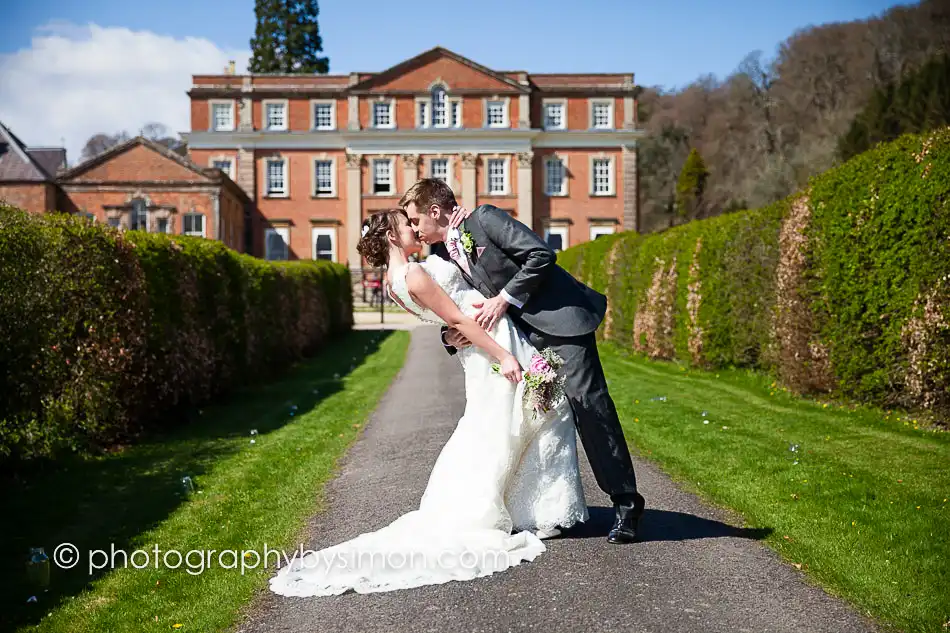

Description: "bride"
268 208 587 597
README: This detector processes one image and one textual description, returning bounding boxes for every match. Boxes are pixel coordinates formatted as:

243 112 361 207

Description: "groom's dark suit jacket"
437 205 643 508
439 204 607 346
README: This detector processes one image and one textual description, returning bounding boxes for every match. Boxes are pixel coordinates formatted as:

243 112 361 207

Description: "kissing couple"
270 178 646 597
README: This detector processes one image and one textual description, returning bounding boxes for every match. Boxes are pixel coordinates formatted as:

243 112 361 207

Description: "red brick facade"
184 47 642 265
56 138 249 252
0 183 56 214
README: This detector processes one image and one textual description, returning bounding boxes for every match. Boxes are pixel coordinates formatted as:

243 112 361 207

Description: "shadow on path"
565 506 773 543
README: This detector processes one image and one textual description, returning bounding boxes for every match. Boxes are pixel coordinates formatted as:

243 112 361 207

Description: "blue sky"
0 0 908 161
3 0 907 88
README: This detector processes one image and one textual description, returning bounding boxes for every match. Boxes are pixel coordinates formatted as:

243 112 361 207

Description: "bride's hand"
448 205 472 229
499 354 523 383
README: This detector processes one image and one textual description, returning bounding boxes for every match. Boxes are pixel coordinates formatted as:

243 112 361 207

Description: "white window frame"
311 156 337 197
590 224 616 240
485 157 509 195
544 155 568 196
590 155 615 196
428 156 450 186
418 87 462 129
589 99 615 130
311 226 337 262
544 225 569 252
371 99 395 129
485 98 509 128
210 156 234 178
209 100 235 132
415 97 430 128
265 226 290 261
129 198 148 231
262 99 289 131
372 157 394 195
182 212 205 237
264 157 289 198
310 99 337 131
543 98 567 130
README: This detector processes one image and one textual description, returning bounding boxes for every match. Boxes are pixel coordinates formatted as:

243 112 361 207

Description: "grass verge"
4 330 410 633
601 344 949 633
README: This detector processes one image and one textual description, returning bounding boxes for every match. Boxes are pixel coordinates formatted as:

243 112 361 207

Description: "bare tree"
140 122 187 156
80 132 130 162
635 0 950 231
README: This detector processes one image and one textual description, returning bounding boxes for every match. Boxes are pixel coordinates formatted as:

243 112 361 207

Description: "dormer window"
432 86 448 127
417 84 461 129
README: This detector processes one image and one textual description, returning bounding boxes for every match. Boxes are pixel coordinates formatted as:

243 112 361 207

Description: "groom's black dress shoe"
607 498 645 544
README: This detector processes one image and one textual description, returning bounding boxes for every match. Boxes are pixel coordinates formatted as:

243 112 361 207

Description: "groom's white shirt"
446 227 524 309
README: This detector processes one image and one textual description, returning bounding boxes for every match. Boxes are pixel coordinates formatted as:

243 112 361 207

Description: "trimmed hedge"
0 206 352 462
560 128 950 421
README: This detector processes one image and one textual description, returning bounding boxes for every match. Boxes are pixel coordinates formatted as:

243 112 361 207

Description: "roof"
57 135 250 203
28 148 67 178
347 47 530 94
58 135 211 181
0 122 64 182
188 48 637 96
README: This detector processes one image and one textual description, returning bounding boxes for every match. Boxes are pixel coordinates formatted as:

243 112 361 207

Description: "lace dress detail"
269 256 587 597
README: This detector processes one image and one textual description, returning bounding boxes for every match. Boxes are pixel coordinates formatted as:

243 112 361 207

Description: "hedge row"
0 206 353 462
559 128 950 421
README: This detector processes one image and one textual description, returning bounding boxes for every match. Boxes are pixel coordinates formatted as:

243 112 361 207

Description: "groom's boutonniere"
459 226 475 254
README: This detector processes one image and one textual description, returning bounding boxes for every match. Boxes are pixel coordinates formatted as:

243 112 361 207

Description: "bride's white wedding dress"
268 255 587 597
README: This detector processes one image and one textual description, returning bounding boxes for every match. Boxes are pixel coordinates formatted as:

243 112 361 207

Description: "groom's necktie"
447 236 471 276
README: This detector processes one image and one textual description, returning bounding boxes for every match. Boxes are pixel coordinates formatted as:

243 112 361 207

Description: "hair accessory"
361 224 370 237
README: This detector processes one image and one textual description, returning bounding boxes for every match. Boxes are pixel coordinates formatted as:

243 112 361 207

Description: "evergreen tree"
675 148 709 221
838 53 950 160
249 0 329 74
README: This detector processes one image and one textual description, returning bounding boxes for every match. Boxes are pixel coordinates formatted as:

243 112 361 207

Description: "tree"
838 53 950 160
140 122 187 156
249 0 329 74
80 132 130 162
675 149 709 221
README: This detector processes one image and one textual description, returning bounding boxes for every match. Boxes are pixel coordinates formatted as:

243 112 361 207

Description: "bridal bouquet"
492 349 566 419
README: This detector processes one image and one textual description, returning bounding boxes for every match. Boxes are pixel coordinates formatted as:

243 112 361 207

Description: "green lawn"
4 330 410 633
601 343 949 633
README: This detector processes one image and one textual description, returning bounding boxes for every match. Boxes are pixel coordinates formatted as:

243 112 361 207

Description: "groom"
400 178 646 544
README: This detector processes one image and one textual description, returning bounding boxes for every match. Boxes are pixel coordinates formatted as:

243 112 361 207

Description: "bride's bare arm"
405 265 522 383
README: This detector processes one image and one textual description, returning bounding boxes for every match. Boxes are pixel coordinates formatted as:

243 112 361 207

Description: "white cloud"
0 22 248 165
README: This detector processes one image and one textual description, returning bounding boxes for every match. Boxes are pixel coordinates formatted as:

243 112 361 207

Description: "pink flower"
529 354 551 375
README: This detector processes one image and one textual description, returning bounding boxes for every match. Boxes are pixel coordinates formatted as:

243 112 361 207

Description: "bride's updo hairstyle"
356 208 408 268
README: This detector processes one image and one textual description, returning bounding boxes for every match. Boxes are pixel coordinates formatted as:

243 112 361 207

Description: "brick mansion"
1 47 643 267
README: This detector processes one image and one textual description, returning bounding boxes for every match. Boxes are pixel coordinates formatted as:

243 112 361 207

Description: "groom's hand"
444 327 471 349
472 296 509 331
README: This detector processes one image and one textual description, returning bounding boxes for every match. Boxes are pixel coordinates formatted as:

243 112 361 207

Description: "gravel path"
235 326 878 633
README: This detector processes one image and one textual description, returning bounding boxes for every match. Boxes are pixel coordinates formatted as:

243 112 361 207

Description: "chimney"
227 60 236 75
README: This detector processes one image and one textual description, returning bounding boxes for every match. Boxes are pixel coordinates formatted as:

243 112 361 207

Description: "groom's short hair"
399 178 457 214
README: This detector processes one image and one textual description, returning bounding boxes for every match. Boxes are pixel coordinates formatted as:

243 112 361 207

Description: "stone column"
622 144 639 232
516 151 534 231
239 76 253 131
346 153 363 267
236 147 255 199
348 96 360 131
402 154 420 192
518 94 531 129
210 190 221 240
623 74 636 130
460 153 477 210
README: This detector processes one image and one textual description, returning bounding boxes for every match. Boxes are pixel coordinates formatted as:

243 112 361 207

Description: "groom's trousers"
518 323 645 513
